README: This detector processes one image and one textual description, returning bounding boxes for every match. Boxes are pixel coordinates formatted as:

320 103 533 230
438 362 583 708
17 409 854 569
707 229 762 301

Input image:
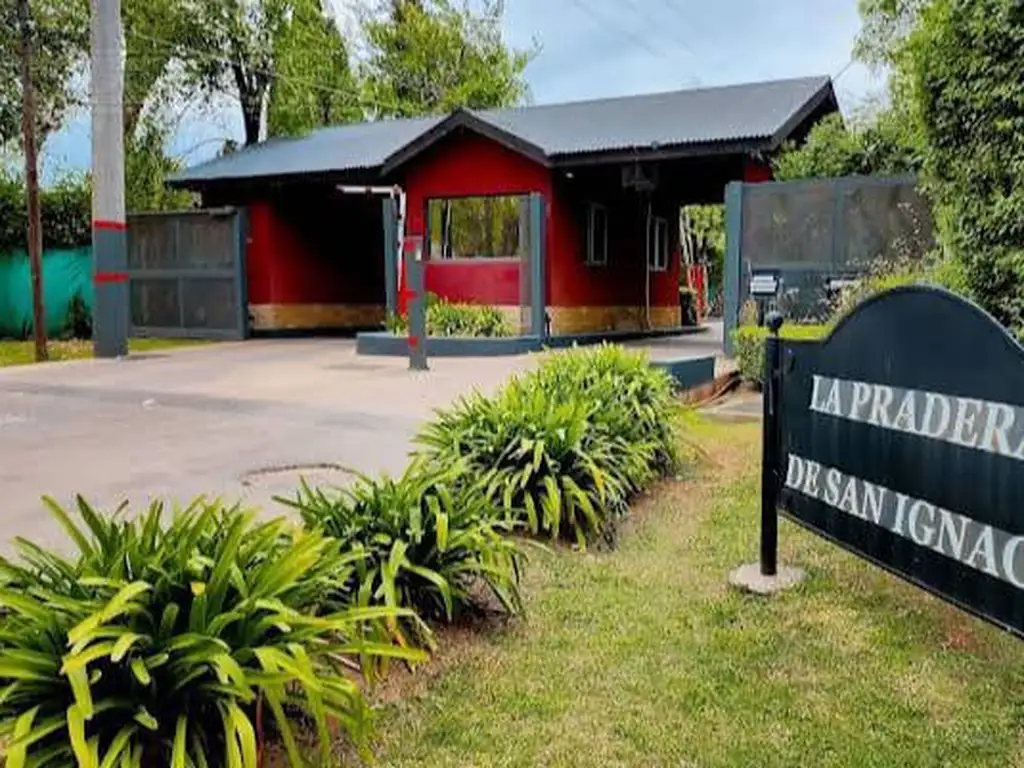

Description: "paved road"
0 340 532 550
0 327 727 551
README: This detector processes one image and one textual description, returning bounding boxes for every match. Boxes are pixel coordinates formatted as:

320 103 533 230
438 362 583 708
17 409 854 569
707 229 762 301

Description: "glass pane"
426 195 529 259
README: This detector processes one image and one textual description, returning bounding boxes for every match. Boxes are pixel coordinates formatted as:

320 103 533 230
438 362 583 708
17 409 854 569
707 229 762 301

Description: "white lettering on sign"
784 453 1024 589
809 375 1024 461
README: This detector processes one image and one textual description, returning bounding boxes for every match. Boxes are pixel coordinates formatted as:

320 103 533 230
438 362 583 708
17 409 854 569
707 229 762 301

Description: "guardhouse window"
426 195 529 260
649 216 669 272
586 203 608 266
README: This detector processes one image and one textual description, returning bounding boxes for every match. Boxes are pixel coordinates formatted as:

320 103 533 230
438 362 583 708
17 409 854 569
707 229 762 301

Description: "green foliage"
363 0 533 118
0 496 424 767
0 0 88 144
267 0 361 137
773 110 921 181
679 287 698 327
734 254 976 386
281 459 524 635
177 0 292 144
417 346 679 547
733 324 830 387
828 255 972 322
0 170 90 252
125 116 194 213
529 344 681 477
389 294 513 338
854 0 929 68
680 204 724 299
903 0 1024 338
63 291 91 340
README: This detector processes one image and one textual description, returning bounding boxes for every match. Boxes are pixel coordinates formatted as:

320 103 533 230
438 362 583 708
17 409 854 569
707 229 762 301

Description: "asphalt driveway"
0 340 532 550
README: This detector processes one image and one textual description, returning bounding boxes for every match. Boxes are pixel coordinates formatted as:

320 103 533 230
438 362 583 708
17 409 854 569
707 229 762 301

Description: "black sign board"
761 286 1024 637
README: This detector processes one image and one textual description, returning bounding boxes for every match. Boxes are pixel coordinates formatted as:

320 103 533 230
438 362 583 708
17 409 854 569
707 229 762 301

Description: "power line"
834 57 857 81
616 0 701 63
564 0 683 65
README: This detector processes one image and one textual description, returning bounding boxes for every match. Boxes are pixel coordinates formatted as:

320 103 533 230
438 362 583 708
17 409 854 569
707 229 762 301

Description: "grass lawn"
0 338 208 367
371 414 1024 767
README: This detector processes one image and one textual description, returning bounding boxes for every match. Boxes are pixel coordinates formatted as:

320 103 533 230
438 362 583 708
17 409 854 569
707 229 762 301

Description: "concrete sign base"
728 563 806 596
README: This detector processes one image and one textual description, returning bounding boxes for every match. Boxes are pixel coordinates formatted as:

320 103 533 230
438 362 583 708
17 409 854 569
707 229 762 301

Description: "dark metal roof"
475 75 833 157
170 114 443 185
171 75 835 187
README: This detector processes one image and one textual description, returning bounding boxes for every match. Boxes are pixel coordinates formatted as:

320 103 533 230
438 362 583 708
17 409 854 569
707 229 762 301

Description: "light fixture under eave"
565 171 574 179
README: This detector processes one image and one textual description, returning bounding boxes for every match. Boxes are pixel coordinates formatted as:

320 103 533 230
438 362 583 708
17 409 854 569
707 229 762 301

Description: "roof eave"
380 109 551 176
550 137 775 168
166 165 386 191
766 78 839 152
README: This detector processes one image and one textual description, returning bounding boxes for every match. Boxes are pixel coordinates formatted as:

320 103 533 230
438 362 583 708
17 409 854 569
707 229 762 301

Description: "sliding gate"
127 208 248 339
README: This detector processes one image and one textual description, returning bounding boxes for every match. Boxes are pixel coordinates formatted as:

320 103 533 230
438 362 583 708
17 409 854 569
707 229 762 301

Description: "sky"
41 0 885 180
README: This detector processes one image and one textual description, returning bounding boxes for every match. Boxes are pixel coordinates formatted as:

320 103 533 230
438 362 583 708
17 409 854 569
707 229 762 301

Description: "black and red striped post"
91 0 129 358
92 219 129 358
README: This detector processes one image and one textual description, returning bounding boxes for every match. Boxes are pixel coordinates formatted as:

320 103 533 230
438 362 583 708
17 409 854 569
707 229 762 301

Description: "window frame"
586 202 609 267
649 215 669 272
424 193 531 262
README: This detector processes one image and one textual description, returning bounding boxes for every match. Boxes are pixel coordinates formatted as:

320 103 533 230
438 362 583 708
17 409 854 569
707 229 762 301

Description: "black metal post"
760 311 784 577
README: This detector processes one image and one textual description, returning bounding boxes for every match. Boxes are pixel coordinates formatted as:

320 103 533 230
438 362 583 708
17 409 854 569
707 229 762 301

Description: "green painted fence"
0 248 93 338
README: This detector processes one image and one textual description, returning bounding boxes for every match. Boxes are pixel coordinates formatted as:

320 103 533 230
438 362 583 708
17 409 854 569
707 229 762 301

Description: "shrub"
418 382 636 547
529 344 680 476
829 256 973 323
63 292 93 340
733 324 830 387
417 346 678 548
679 287 699 326
0 496 424 768
279 459 525 636
389 293 513 338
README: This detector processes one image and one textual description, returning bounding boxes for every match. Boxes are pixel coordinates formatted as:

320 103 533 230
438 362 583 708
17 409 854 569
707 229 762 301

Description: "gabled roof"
170 75 836 187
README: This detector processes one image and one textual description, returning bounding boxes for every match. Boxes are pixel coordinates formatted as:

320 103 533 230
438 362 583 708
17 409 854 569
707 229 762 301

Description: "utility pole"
90 0 128 358
17 0 48 362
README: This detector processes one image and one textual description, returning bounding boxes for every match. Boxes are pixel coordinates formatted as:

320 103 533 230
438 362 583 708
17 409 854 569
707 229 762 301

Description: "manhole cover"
240 462 356 489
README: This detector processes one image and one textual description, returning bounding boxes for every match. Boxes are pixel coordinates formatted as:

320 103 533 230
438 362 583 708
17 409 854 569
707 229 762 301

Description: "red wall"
548 180 680 308
402 131 552 306
744 158 773 183
400 130 680 311
246 191 383 306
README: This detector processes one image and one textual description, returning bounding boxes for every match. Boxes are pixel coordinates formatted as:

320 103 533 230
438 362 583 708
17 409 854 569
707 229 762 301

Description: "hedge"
732 323 830 387
0 174 91 252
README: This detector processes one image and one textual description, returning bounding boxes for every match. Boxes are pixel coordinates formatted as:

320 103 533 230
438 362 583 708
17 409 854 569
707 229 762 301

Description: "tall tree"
17 0 47 361
266 0 361 137
177 0 292 145
0 0 87 147
854 0 930 69
362 0 533 119
122 0 187 141
903 0 1024 336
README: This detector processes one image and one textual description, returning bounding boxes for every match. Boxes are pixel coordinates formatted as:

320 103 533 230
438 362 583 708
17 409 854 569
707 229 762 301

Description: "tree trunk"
18 0 47 362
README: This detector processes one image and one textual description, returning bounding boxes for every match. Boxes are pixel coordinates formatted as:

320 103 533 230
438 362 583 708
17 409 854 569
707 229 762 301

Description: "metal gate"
127 208 247 339
723 175 935 354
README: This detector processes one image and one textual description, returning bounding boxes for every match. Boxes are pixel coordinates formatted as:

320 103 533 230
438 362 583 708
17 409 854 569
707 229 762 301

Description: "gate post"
528 193 547 338
760 311 784 576
382 197 398 318
723 181 744 357
404 238 428 371
728 309 805 595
